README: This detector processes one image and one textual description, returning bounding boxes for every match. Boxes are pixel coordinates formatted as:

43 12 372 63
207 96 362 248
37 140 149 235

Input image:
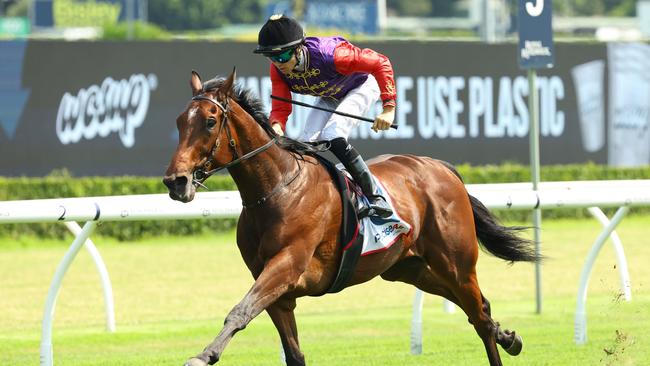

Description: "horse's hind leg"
481 292 523 356
267 297 306 366
381 256 462 306
481 292 491 316
452 277 523 364
450 275 505 366
382 257 517 366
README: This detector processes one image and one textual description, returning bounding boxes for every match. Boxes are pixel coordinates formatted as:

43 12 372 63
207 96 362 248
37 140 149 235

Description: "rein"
242 154 303 209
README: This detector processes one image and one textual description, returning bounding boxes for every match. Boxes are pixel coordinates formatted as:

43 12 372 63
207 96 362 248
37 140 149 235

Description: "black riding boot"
329 137 393 218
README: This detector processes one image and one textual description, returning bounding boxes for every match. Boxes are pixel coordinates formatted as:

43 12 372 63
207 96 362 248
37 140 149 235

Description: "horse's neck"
226 105 296 205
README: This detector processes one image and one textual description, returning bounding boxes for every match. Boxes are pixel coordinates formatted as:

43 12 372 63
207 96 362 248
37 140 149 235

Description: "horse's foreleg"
267 297 306 366
184 252 305 366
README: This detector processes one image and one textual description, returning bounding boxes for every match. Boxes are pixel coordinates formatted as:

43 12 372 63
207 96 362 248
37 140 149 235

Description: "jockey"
254 14 395 218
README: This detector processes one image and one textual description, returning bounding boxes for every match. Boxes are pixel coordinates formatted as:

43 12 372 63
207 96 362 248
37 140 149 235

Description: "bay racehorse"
163 69 539 366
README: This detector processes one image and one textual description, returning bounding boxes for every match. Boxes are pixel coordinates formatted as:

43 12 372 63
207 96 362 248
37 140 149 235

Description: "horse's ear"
220 67 237 97
190 70 202 96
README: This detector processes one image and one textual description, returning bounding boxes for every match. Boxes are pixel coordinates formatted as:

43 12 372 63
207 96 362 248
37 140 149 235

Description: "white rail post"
528 68 543 314
587 207 632 301
64 221 116 332
41 221 97 366
443 299 456 313
410 289 424 355
410 292 456 355
574 206 630 345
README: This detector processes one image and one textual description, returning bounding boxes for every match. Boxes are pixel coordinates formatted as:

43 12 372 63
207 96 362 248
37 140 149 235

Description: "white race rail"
0 192 241 366
1 181 649 364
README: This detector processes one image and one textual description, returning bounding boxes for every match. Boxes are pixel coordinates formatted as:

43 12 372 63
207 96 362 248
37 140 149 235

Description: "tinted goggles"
268 48 294 63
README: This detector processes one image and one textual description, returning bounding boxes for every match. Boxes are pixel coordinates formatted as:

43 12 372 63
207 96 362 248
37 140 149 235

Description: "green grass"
1 217 649 365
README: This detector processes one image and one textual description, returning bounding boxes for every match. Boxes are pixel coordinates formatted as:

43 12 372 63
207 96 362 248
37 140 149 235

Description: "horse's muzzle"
162 173 195 202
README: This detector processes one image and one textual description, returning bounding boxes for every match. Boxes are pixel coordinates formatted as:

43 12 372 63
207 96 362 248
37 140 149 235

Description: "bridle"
190 94 277 187
189 93 302 209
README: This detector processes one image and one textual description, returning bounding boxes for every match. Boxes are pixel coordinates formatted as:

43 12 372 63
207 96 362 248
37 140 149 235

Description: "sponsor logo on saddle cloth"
338 166 412 255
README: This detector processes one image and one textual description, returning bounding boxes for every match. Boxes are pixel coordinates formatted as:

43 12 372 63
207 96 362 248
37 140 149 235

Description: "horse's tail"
469 194 540 263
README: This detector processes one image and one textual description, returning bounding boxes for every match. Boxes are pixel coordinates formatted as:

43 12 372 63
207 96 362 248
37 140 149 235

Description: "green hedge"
1 164 649 240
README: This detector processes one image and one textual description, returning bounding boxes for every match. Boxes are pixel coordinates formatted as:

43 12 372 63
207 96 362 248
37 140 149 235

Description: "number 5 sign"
518 0 554 69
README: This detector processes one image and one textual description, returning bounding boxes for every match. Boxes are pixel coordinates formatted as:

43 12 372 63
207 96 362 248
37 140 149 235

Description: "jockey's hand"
272 122 285 136
372 105 395 132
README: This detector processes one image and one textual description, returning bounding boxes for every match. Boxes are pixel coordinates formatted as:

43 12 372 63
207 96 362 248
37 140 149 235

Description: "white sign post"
518 0 555 314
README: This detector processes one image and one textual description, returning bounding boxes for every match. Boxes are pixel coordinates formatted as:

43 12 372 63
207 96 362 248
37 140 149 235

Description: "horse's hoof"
504 332 523 356
184 358 208 366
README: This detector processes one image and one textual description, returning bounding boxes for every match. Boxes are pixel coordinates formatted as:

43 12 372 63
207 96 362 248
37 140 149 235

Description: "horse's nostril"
175 176 189 187
163 175 189 190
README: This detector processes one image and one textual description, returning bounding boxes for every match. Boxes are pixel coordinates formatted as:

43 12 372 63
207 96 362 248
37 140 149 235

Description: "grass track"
0 217 648 365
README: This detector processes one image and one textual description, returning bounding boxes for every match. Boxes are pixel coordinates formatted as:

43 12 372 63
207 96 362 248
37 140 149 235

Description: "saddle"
314 155 412 293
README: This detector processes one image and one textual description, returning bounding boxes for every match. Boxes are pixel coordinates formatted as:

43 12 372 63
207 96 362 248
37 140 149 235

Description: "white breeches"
297 74 380 142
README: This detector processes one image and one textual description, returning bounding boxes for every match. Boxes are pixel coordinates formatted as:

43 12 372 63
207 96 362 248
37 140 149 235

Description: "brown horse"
163 69 539 366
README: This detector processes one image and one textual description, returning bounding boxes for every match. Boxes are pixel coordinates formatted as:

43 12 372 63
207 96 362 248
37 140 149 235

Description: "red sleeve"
333 41 396 107
269 63 292 129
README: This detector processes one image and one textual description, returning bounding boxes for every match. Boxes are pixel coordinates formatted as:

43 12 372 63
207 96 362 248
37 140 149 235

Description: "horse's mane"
202 77 325 155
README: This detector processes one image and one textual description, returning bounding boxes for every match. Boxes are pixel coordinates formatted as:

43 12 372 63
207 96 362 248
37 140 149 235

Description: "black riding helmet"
253 15 305 55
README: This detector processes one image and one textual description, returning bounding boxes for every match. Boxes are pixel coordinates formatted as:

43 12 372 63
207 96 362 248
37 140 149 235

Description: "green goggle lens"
269 49 294 63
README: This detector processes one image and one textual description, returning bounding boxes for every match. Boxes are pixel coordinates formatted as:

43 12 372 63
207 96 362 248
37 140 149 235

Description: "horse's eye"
206 118 217 130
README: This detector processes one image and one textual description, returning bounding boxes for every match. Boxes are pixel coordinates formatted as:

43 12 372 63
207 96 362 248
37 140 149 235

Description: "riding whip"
270 95 398 130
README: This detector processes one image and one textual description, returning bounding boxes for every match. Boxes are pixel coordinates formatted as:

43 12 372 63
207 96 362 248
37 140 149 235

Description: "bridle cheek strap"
190 94 277 185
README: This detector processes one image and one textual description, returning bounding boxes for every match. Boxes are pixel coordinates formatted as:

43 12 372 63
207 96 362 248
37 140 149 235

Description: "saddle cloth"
343 167 413 256
314 155 412 293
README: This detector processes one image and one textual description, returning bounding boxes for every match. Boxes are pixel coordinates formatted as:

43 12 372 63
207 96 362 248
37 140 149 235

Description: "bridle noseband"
190 94 277 187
